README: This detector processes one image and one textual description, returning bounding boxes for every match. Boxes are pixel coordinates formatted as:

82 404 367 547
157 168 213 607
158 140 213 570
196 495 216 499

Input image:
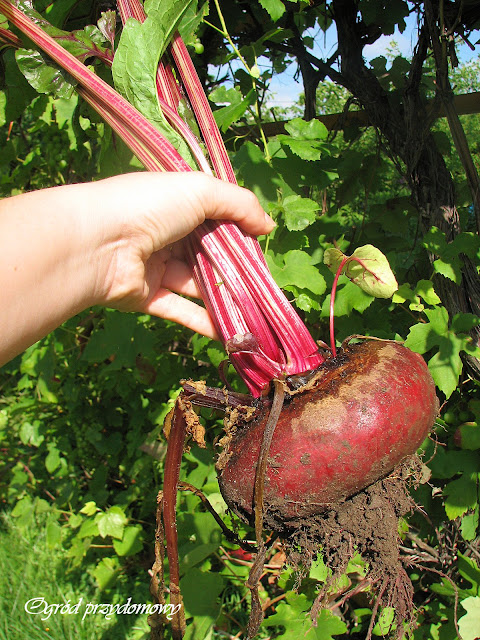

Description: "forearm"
0 184 106 366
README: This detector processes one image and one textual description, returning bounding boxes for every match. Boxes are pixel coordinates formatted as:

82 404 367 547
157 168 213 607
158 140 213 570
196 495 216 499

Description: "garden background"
1 1 480 638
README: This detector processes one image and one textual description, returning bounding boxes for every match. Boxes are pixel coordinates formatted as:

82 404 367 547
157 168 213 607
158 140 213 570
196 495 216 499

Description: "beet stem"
162 399 188 638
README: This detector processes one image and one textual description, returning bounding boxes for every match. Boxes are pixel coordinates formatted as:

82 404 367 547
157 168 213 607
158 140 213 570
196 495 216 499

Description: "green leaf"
81 311 155 368
277 118 329 161
180 567 224 618
95 506 128 540
113 525 144 556
443 474 479 520
459 596 480 640
210 86 255 132
112 0 197 166
452 313 480 334
321 280 374 318
264 593 347 638
0 49 37 125
78 517 99 539
46 520 62 548
233 141 283 209
428 334 464 399
414 279 441 305
457 424 480 451
423 226 449 254
372 607 395 636
15 49 76 99
259 0 286 21
267 250 326 295
461 508 479 541
425 306 450 335
433 257 462 284
458 553 480 593
0 91 6 128
282 195 319 231
45 444 61 473
19 421 44 447
404 322 441 354
284 117 329 141
92 557 120 590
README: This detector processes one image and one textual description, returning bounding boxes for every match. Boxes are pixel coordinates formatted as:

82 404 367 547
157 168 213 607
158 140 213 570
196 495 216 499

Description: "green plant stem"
330 256 349 357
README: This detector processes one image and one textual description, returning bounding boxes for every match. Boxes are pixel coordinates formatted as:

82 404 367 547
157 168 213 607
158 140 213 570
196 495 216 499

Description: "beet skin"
217 340 439 526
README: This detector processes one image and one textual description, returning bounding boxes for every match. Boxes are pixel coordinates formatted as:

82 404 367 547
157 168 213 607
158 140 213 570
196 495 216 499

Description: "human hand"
87 172 274 339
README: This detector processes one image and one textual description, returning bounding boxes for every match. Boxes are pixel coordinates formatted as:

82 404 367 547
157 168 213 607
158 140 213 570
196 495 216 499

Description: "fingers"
144 288 220 341
92 172 275 247
197 175 275 236
161 257 203 299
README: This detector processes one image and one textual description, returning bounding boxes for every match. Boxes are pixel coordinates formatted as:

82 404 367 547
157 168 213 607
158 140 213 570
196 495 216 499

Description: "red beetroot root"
217 339 439 528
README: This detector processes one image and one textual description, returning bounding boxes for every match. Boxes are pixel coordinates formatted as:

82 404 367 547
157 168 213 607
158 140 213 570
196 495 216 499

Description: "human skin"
0 172 274 366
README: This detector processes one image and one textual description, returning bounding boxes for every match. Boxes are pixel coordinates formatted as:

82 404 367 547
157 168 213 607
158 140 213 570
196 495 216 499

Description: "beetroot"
217 339 439 528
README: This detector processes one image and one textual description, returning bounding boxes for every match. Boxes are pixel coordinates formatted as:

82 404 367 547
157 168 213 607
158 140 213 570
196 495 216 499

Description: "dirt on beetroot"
277 455 424 638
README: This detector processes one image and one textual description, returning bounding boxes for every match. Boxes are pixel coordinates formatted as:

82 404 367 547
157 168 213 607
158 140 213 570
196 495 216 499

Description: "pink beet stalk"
0 0 325 396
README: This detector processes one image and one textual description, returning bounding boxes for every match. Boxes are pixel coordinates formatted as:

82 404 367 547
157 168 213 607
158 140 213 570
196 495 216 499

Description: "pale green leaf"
323 247 347 275
95 506 128 540
265 593 347 638
78 517 99 539
392 282 415 304
372 607 395 636
19 421 44 447
459 596 480 640
80 501 98 516
278 137 324 161
346 245 398 298
0 91 6 128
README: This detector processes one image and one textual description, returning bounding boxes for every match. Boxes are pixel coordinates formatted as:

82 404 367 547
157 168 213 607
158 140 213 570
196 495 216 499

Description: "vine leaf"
259 0 286 22
324 244 398 298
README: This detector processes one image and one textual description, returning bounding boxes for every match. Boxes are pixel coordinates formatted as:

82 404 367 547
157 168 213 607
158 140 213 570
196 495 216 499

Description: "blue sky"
266 16 480 107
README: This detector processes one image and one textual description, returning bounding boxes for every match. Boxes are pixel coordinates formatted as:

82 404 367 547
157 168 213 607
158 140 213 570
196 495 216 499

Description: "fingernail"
264 212 276 228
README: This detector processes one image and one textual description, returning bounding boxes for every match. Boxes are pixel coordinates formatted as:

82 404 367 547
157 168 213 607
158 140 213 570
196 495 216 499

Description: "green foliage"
1 0 480 639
